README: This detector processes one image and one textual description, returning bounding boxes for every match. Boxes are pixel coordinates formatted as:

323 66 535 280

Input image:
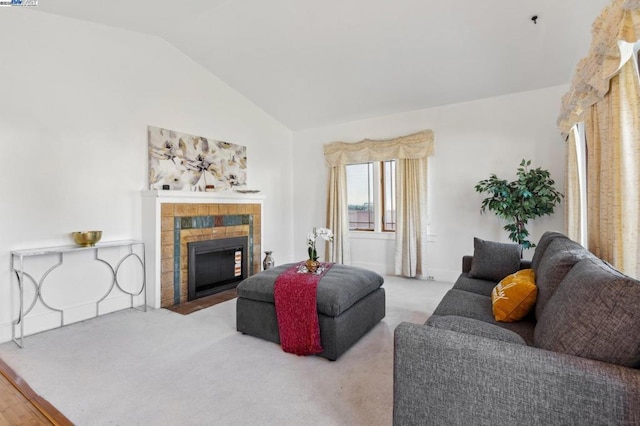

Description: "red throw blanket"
273 262 333 356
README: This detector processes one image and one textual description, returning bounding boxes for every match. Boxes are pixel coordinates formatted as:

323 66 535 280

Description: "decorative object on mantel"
263 251 275 270
306 227 334 273
474 159 563 250
147 125 247 192
71 231 102 247
234 189 261 194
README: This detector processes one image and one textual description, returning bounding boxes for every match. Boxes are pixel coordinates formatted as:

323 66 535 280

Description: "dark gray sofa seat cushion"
426 315 527 345
432 289 536 345
534 237 593 319
534 257 640 368
468 238 521 282
452 273 497 297
530 231 569 271
236 263 384 317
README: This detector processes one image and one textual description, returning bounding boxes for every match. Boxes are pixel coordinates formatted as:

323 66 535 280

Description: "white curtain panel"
559 0 640 278
394 158 428 278
585 59 640 278
326 165 351 264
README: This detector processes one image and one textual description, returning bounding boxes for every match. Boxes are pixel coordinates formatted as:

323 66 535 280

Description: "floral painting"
148 126 247 191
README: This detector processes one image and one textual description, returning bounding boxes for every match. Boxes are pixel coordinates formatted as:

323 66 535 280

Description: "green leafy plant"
474 159 563 249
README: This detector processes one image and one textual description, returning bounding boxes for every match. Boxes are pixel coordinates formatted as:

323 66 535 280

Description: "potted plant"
306 227 334 272
474 159 563 249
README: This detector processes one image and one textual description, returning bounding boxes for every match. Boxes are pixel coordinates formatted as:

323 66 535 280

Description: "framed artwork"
148 126 247 191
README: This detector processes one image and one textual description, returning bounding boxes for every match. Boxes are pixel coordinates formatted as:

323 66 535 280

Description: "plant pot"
305 259 319 273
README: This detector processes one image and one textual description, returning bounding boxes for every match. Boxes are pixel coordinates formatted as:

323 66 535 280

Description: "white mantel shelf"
142 190 265 204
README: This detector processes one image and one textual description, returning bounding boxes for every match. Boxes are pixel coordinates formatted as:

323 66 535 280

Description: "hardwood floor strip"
165 288 237 315
0 358 73 426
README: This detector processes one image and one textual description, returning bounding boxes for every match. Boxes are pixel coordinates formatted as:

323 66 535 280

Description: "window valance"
558 0 640 135
323 130 434 167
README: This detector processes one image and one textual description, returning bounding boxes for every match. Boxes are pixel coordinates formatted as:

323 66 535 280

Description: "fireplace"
141 191 264 309
187 236 248 300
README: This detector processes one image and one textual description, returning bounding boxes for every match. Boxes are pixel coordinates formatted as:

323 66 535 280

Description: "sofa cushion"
530 231 568 271
534 257 640 368
433 289 536 345
533 237 592 319
452 273 497 297
426 315 527 345
491 269 537 322
468 238 521 282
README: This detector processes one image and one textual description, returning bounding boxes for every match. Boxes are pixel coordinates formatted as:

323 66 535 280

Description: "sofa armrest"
462 255 473 273
462 255 532 273
520 259 532 269
393 322 640 426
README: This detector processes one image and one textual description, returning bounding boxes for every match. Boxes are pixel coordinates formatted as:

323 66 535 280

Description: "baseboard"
349 261 458 283
350 261 391 276
423 268 459 284
0 293 144 345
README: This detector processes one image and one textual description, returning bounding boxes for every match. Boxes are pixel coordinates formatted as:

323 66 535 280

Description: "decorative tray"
234 189 261 194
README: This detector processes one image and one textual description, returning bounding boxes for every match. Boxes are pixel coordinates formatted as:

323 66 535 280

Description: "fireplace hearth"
188 236 248 300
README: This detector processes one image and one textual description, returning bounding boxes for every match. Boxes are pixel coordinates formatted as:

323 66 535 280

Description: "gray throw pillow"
468 237 521 282
534 257 640 368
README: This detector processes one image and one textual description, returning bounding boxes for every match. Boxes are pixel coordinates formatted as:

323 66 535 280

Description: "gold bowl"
72 231 102 247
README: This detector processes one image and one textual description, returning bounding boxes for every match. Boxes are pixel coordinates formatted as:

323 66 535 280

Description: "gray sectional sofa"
393 232 640 425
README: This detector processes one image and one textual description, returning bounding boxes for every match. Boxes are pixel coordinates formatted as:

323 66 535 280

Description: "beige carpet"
0 275 452 426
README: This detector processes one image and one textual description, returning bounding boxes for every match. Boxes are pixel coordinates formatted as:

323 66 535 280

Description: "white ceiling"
36 0 610 130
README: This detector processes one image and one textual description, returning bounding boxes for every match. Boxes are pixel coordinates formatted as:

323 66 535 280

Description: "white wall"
292 86 567 281
0 10 294 343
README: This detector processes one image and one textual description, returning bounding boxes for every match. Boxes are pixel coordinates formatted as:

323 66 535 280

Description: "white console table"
10 240 146 348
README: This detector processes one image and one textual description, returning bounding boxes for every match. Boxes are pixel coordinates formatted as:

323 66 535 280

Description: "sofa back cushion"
534 257 640 368
468 238 521 282
534 237 591 319
530 231 568 272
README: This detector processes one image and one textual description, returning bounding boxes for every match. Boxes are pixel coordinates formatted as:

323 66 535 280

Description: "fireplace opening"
188 236 248 301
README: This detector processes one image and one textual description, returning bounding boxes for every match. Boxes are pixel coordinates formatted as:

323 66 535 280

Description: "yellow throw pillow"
491 269 537 322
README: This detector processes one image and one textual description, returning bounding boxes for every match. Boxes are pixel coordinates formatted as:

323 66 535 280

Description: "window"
636 44 640 82
346 162 374 230
569 123 588 248
347 161 396 232
382 160 396 231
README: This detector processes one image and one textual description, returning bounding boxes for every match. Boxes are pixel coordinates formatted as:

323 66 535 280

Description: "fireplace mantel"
141 189 266 204
141 190 265 309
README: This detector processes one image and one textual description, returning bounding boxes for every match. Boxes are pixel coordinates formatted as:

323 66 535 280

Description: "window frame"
346 162 376 231
381 160 396 232
346 160 396 233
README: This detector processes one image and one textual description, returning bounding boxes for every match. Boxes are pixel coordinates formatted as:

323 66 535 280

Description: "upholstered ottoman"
236 263 385 360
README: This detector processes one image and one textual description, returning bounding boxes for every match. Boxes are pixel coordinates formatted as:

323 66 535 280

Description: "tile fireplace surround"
141 190 265 309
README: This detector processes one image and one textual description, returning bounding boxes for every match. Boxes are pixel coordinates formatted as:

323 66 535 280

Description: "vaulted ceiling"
36 0 610 130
